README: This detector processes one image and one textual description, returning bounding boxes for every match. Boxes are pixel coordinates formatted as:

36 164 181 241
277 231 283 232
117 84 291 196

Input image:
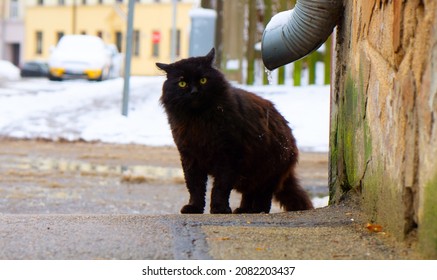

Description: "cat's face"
156 48 228 111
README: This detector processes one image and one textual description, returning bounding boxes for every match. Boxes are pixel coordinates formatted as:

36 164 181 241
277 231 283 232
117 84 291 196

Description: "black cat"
156 48 313 214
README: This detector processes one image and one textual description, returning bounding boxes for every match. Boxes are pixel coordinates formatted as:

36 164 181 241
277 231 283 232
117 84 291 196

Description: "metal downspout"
262 0 343 70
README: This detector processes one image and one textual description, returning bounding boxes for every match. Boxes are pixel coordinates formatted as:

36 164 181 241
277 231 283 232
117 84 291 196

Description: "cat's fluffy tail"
274 169 314 211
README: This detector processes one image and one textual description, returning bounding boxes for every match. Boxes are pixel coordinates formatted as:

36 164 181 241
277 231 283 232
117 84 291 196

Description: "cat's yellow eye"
200 77 207 85
178 81 187 88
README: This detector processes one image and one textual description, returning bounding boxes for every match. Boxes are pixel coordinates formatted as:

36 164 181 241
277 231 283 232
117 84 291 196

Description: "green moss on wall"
419 172 437 258
363 121 372 163
330 70 405 239
361 161 406 238
334 74 372 192
330 74 362 202
343 76 359 187
361 162 379 217
328 124 339 201
330 0 437 257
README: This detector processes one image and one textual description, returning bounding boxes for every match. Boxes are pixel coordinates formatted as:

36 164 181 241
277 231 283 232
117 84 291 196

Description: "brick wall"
330 0 437 258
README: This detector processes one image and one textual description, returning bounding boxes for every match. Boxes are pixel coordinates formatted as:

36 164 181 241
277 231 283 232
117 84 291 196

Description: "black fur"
156 48 313 214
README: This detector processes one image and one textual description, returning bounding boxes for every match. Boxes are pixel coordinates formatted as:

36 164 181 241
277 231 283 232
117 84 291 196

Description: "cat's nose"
190 86 199 95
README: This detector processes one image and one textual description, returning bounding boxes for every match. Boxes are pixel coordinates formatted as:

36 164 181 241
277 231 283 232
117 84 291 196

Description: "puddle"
2 156 328 209
4 156 184 183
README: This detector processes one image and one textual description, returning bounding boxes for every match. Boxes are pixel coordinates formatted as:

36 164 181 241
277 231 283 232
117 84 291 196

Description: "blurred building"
0 0 25 66
24 0 199 75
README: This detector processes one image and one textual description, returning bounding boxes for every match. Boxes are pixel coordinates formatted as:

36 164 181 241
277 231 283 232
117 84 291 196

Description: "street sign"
152 31 161 44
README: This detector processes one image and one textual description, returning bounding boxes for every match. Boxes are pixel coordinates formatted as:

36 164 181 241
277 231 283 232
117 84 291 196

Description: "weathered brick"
331 0 437 258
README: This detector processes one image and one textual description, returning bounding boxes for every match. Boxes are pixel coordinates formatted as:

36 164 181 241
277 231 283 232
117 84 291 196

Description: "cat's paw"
233 207 251 214
210 205 232 214
180 204 204 214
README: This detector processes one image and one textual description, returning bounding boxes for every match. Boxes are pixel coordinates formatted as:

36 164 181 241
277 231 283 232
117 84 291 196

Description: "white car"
48 35 113 81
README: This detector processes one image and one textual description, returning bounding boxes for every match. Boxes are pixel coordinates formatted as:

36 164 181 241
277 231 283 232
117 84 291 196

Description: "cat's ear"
156 62 171 73
205 48 215 66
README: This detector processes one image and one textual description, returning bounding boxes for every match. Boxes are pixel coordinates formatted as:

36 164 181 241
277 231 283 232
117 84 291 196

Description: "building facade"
25 0 198 75
0 0 25 66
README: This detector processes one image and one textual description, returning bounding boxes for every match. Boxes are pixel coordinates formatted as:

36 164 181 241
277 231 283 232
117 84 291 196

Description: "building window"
82 0 87 4
152 31 161 58
152 42 159 57
115 31 123 52
56 31 64 43
133 30 140 56
98 0 103 4
36 31 43 55
37 0 44 5
58 0 65 5
10 0 19 18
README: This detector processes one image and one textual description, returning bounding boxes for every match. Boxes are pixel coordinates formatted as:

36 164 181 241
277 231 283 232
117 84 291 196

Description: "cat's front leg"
210 175 234 214
233 193 254 214
181 159 208 214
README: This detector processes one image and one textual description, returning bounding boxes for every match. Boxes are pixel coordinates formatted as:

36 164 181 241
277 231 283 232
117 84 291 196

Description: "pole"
214 0 223 68
170 0 177 62
122 0 135 116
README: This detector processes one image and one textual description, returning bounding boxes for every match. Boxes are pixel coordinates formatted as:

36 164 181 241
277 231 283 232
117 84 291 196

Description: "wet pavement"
0 139 419 259
0 139 328 215
0 207 418 260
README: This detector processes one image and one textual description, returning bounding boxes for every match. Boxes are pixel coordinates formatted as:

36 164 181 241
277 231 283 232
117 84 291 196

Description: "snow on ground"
0 77 329 152
239 84 330 152
0 60 20 82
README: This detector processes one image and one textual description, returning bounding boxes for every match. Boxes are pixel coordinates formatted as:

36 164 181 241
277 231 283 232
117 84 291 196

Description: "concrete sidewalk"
0 140 419 260
0 204 418 260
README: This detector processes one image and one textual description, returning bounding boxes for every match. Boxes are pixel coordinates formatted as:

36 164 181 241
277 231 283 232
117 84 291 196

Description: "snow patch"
0 60 20 82
0 77 329 152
